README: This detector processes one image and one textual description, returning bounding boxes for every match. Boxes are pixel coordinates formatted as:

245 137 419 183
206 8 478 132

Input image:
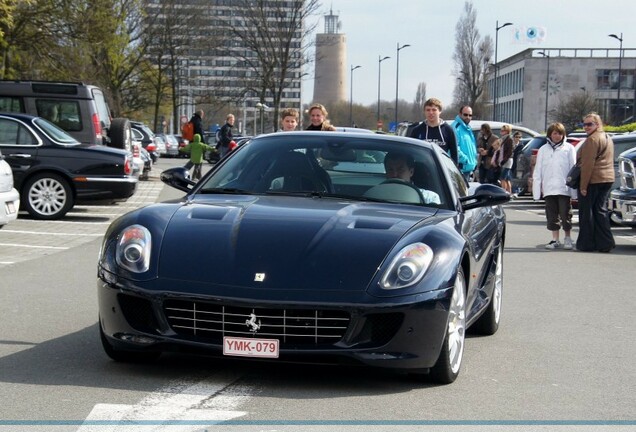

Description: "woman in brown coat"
576 113 615 252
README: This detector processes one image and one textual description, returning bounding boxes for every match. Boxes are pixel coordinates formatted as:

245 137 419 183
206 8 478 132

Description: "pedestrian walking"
179 134 215 181
217 114 235 158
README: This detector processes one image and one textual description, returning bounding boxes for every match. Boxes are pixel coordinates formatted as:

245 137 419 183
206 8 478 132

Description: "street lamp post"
349 65 361 127
255 102 269 135
538 51 550 132
609 33 623 123
494 20 513 122
395 43 411 129
377 55 390 130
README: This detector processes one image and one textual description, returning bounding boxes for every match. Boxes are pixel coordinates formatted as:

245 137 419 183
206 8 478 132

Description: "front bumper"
97 276 453 371
609 188 636 226
0 188 20 226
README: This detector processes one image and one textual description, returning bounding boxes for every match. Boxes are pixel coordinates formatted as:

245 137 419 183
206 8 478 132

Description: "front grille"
163 299 350 347
618 158 635 189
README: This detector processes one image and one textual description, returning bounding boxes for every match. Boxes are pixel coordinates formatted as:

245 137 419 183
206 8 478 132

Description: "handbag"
566 165 581 189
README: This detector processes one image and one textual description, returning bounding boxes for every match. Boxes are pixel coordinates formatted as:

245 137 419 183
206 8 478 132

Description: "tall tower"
312 8 347 105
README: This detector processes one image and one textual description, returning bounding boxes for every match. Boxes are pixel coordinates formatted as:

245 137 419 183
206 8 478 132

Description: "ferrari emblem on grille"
254 273 266 282
245 313 261 333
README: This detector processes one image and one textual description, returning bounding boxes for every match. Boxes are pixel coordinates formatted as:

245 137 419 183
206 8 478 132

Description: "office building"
488 48 636 131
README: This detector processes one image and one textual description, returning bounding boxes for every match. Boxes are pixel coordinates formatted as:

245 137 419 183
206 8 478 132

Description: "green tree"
141 0 218 132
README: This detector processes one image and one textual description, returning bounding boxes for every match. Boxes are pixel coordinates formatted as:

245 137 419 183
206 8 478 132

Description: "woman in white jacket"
532 122 577 250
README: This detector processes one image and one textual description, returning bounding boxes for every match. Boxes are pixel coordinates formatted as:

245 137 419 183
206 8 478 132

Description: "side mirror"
460 183 510 211
160 167 196 192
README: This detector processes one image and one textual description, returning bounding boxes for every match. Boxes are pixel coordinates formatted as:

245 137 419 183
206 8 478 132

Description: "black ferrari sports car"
98 131 509 384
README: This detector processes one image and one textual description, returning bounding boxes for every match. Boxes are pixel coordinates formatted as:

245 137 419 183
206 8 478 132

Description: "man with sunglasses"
451 106 478 182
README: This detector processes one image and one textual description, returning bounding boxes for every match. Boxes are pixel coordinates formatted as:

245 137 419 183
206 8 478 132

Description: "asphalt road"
0 158 634 432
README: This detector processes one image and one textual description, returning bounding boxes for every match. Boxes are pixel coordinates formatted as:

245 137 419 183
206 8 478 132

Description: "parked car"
158 133 179 157
0 149 20 228
154 134 167 156
98 131 509 384
204 135 253 164
0 113 137 219
0 80 132 152
608 136 636 228
131 141 151 181
131 122 159 163
173 135 189 158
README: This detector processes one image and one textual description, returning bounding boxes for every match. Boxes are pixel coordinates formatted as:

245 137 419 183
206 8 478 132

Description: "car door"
0 117 40 187
440 154 500 314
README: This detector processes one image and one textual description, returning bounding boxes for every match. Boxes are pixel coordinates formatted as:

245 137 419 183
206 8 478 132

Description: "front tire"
22 173 73 220
429 268 466 384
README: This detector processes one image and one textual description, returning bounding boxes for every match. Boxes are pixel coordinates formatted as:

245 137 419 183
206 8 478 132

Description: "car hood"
158 195 436 292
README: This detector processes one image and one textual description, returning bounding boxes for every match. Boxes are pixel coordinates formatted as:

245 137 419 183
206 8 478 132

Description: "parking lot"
0 172 165 267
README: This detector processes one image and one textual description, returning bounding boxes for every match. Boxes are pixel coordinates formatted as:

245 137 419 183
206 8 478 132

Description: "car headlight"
116 225 151 273
380 243 434 289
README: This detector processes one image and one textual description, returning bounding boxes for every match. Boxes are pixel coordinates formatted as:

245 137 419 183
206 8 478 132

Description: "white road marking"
0 230 103 236
0 243 68 250
13 219 112 225
77 372 251 432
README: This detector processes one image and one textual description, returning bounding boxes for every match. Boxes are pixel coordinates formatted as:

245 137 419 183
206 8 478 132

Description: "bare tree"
552 92 601 134
411 82 427 120
142 0 220 132
452 1 493 117
224 0 320 131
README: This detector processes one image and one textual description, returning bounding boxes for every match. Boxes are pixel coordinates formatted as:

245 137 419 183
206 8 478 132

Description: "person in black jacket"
217 114 235 158
409 98 458 164
189 110 206 142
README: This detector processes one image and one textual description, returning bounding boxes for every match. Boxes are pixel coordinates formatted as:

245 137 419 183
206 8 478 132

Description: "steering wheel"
363 178 425 204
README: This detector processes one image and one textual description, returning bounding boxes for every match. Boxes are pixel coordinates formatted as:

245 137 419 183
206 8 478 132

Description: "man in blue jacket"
451 105 478 182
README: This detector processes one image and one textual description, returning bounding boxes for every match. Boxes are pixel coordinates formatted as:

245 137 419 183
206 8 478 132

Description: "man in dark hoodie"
410 98 458 165
189 110 206 142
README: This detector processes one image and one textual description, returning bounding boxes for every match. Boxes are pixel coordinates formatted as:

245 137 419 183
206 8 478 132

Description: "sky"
301 0 636 112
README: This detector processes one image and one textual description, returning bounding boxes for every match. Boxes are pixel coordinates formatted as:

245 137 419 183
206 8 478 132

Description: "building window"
597 69 635 90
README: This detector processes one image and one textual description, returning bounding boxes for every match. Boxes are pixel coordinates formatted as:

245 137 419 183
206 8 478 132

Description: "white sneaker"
545 240 561 250
563 237 573 250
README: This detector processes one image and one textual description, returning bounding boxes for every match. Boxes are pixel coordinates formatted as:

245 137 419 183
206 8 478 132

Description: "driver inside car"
384 152 441 204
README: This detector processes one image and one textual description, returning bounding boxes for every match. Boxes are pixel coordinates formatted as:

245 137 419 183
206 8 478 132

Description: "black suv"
0 80 132 152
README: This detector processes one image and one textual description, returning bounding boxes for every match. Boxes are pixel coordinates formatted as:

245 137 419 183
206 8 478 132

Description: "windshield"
198 133 451 208
34 118 79 145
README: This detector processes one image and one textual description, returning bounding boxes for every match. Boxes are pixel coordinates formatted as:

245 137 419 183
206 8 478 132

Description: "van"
0 80 132 152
